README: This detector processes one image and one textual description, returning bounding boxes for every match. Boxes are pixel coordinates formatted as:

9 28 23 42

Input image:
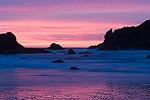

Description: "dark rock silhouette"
88 45 99 49
89 20 150 50
146 55 150 59
0 32 49 54
70 66 80 70
51 60 64 63
67 49 76 54
0 32 24 50
48 43 64 50
88 44 102 49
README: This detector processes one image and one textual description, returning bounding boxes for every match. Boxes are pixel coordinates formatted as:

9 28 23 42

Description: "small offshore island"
89 20 150 50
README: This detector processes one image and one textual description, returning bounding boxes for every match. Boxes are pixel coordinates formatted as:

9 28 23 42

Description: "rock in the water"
48 43 64 50
70 66 80 70
146 55 150 59
21 57 27 59
79 51 92 54
51 60 64 63
67 49 76 54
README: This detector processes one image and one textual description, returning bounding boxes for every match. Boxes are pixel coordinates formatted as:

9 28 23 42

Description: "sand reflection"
0 68 150 100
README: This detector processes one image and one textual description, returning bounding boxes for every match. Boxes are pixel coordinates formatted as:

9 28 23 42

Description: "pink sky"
0 0 149 47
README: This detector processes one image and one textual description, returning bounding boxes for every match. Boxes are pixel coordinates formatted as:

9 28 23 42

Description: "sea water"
0 49 150 100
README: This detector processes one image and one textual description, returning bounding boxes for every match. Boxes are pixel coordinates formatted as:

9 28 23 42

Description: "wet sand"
0 69 150 100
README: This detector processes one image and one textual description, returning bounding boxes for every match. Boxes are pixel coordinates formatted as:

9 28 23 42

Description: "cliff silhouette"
0 32 49 54
0 32 24 50
89 20 150 50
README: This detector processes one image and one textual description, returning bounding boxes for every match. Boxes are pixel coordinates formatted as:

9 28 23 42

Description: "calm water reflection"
0 68 150 100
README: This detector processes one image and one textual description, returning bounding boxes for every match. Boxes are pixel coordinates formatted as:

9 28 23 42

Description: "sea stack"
48 43 64 50
67 49 76 54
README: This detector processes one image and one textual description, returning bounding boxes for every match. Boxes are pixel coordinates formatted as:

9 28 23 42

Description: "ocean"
0 49 150 100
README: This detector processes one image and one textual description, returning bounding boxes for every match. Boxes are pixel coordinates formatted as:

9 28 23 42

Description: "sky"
0 0 149 48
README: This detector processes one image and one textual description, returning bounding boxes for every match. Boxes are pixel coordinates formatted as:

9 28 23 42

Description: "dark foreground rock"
51 60 64 63
89 20 150 50
70 66 80 70
0 32 49 54
48 43 64 50
67 49 76 54
146 55 150 59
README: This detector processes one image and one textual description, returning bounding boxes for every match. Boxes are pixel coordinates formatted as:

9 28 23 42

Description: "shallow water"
0 49 150 100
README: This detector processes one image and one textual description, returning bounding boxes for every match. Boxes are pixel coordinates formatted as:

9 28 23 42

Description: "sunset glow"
0 0 149 47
